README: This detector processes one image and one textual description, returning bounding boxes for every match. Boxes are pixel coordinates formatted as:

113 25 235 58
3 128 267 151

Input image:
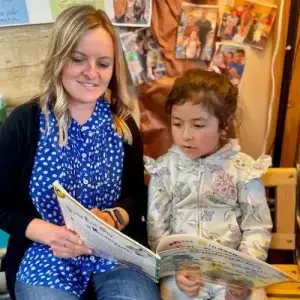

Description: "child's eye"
172 123 181 127
194 124 205 128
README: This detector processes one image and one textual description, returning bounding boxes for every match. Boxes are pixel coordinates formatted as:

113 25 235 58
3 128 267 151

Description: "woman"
0 5 161 300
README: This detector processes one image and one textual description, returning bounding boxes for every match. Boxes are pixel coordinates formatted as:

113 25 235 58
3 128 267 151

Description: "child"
125 0 135 23
125 40 144 84
184 29 201 59
223 9 239 40
145 69 272 300
209 51 227 74
228 49 245 86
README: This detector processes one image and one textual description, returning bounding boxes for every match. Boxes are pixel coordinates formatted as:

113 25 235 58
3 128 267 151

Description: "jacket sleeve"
145 157 172 252
0 104 37 238
116 116 146 224
237 156 273 261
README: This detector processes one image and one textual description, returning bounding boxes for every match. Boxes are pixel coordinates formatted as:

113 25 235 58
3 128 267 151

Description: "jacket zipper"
197 159 205 236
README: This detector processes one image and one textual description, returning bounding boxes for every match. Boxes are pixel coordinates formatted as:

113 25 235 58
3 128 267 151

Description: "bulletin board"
0 0 112 27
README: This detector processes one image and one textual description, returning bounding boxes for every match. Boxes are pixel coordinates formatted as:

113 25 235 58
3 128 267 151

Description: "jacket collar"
169 139 240 161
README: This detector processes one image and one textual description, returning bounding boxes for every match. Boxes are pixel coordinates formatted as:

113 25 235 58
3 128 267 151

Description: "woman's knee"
15 281 79 300
93 267 161 300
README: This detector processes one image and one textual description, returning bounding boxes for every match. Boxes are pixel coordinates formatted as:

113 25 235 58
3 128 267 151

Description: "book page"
53 181 159 281
157 234 296 288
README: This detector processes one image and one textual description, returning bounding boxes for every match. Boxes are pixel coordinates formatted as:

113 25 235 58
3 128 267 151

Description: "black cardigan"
0 100 148 297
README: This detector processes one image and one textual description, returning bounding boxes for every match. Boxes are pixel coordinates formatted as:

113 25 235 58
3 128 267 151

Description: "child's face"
187 16 194 26
171 102 222 158
226 53 233 64
233 52 244 64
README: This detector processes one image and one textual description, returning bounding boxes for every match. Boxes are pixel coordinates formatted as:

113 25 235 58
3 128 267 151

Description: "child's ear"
219 117 235 138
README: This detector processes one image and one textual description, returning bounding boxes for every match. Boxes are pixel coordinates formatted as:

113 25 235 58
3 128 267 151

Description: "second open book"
53 181 296 289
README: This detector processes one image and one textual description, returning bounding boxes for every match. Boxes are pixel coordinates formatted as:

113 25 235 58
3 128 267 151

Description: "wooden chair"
263 167 300 299
262 168 297 251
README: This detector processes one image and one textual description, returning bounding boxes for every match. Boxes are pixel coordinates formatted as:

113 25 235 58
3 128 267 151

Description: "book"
53 181 297 288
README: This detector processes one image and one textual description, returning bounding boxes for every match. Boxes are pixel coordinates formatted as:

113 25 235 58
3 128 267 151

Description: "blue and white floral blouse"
17 98 124 296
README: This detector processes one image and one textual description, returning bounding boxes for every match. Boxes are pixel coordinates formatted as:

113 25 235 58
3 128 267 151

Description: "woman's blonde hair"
40 5 135 146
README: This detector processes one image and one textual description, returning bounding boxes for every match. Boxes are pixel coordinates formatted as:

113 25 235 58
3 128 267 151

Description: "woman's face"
61 27 114 106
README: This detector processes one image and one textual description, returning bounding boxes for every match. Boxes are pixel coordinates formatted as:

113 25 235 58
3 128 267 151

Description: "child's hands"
225 285 252 300
175 270 201 297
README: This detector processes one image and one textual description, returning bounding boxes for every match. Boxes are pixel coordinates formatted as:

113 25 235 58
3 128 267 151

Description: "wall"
0 24 52 105
0 0 288 159
219 0 287 159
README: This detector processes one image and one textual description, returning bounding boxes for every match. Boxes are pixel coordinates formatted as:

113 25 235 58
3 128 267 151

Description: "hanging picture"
175 3 218 61
209 42 247 88
111 0 152 27
219 0 277 51
119 28 167 85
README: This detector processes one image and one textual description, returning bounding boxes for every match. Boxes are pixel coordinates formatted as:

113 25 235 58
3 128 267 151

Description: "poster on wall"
119 28 167 85
175 3 218 61
111 0 152 27
49 0 104 19
209 42 247 88
0 0 29 26
218 0 277 51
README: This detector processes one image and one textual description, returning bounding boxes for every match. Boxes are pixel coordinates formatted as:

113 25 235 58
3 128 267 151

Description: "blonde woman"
0 5 160 300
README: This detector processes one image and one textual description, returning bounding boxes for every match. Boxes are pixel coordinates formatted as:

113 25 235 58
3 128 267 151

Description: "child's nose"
182 127 192 140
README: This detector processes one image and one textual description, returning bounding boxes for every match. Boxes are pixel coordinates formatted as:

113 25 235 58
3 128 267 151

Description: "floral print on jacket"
145 139 273 261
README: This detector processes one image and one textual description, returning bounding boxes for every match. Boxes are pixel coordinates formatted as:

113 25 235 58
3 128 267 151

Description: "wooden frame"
262 168 297 250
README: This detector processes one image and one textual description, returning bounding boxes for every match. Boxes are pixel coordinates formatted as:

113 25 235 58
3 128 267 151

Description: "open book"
53 181 296 288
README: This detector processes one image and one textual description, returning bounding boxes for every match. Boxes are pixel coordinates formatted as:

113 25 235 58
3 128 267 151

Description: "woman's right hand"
175 270 202 297
25 218 92 258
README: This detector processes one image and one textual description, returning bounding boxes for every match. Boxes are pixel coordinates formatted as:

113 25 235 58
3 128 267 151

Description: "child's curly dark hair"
165 69 240 138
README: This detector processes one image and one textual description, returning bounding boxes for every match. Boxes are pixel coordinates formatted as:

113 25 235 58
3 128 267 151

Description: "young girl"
223 9 239 40
145 69 272 300
184 29 201 59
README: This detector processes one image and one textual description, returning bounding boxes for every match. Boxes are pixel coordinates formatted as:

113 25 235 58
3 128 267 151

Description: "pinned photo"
209 43 247 88
175 3 218 61
219 0 277 51
112 0 152 27
119 28 167 85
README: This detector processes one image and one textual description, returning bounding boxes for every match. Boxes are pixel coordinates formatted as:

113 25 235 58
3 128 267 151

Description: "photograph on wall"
218 0 277 51
119 28 167 85
0 0 29 26
175 3 218 61
209 42 247 88
111 0 152 27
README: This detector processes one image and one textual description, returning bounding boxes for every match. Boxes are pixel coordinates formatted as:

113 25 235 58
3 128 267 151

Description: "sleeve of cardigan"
116 116 147 223
0 105 37 238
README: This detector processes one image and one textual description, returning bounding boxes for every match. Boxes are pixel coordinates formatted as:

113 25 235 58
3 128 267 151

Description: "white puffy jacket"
145 139 273 261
